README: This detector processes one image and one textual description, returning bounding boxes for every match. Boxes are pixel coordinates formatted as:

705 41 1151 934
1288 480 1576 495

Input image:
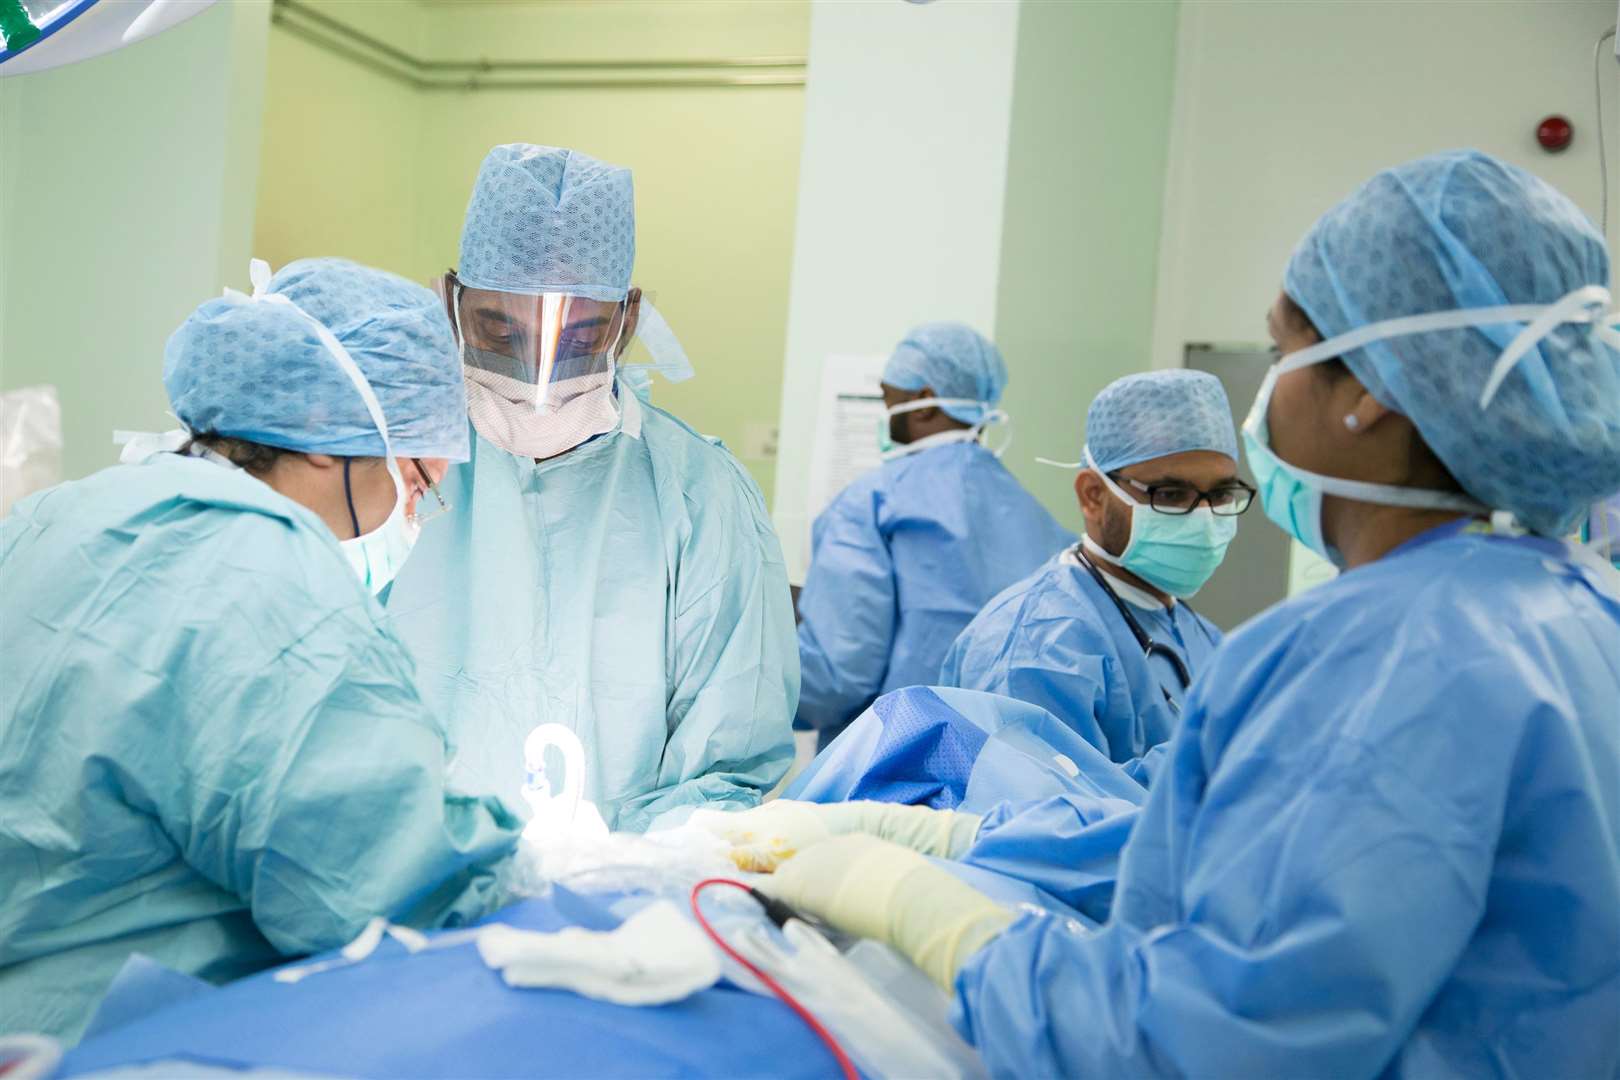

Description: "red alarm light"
1536 115 1573 153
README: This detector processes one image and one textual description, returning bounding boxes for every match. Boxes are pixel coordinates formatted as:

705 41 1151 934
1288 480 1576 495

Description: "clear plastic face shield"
441 272 632 411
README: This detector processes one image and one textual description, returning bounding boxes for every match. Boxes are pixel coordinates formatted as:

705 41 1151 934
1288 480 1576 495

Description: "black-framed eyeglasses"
1113 474 1257 516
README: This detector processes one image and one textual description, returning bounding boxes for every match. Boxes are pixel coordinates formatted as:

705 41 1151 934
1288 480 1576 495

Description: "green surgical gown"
382 390 797 831
0 454 521 1043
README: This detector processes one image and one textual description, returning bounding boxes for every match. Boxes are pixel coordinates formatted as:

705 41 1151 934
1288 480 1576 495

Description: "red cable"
690 878 860 1080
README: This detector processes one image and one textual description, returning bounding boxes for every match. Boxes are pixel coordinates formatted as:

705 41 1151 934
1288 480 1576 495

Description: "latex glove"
758 834 1015 992
689 800 981 873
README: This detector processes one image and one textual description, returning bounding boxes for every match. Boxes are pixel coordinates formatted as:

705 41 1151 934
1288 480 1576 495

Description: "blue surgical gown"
952 521 1620 1077
941 551 1220 765
786 685 1151 924
796 443 1073 746
788 684 1161 807
0 454 521 1044
383 389 797 831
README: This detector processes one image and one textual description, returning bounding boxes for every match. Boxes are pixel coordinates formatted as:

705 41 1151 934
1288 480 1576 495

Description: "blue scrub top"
952 522 1620 1077
942 550 1221 764
796 442 1074 746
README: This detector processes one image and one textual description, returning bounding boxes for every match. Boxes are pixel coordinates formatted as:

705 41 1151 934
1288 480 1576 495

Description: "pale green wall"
1150 0 1617 594
993 0 1181 533
418 0 804 64
254 0 424 276
769 0 1024 580
0 1 270 482
252 0 808 500
414 80 805 499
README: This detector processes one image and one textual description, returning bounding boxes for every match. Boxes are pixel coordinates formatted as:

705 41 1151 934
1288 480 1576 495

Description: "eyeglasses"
1113 474 1257 516
409 458 452 527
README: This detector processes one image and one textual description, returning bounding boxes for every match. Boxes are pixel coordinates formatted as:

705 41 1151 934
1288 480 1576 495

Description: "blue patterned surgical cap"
882 322 1008 424
165 258 469 461
1086 370 1238 473
458 143 635 301
1285 150 1620 537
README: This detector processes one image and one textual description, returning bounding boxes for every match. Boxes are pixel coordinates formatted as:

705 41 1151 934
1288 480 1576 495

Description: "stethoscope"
1072 544 1203 704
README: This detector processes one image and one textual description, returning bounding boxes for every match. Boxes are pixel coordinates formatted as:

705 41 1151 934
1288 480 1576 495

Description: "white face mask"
465 366 619 460
225 258 425 594
339 460 420 595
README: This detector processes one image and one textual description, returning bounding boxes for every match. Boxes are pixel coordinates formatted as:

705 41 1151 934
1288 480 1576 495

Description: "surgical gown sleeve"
795 482 897 732
614 451 798 832
966 796 1141 923
940 600 1115 758
169 583 522 955
953 645 1518 1077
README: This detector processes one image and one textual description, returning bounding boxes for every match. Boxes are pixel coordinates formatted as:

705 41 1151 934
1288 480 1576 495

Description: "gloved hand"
689 800 982 873
757 834 1015 992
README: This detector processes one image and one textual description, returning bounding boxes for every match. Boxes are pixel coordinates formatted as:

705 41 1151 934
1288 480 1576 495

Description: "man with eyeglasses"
941 370 1250 771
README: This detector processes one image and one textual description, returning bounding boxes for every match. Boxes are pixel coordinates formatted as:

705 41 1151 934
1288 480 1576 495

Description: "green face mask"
1083 455 1238 598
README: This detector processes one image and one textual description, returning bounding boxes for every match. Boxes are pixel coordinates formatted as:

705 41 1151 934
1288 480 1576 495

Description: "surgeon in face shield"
796 323 1075 749
0 258 522 1044
446 273 642 459
940 370 1244 769
383 143 797 832
720 151 1620 1079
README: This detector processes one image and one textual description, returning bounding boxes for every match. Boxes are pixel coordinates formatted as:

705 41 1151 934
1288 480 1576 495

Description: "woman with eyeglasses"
0 259 521 1044
940 369 1251 771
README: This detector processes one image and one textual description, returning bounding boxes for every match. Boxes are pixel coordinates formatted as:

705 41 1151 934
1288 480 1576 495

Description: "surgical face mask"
1242 375 1339 564
1240 299 1541 561
880 406 909 454
465 364 619 460
339 459 419 595
225 259 432 593
877 397 1010 461
1082 452 1237 598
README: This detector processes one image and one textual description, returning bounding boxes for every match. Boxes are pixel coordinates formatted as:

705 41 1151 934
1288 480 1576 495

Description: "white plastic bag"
0 385 62 516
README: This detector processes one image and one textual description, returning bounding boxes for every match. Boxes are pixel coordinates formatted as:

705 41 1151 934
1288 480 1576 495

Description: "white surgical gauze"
476 900 721 1005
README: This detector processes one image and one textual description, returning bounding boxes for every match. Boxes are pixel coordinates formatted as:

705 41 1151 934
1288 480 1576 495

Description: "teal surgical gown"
382 389 797 832
796 443 1073 746
952 521 1620 1077
0 454 521 1044
941 550 1221 765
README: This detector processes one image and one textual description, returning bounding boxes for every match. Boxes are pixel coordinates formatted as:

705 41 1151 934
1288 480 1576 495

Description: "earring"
1343 414 1360 431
